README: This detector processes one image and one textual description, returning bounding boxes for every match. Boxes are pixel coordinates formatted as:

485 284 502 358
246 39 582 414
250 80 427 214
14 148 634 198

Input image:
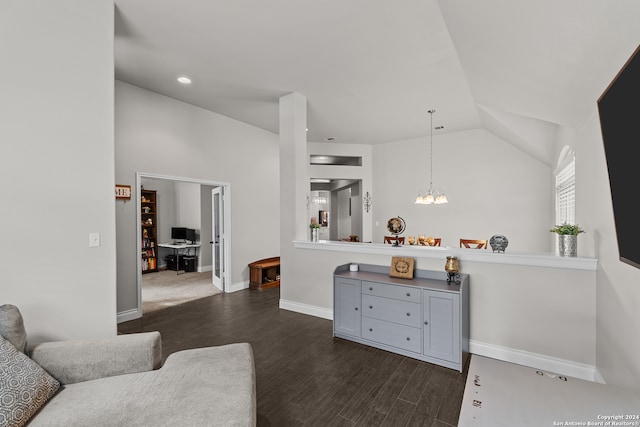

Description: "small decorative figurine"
489 235 509 253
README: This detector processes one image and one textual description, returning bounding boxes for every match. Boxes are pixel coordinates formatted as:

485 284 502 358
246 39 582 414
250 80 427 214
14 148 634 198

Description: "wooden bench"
248 256 280 290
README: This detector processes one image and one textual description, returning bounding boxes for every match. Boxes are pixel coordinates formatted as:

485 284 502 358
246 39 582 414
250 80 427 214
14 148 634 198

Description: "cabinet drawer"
362 317 421 353
362 294 421 328
362 281 420 303
336 277 360 287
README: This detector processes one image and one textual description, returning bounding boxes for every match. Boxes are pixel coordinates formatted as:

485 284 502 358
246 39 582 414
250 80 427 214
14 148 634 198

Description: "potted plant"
309 219 320 242
550 223 584 257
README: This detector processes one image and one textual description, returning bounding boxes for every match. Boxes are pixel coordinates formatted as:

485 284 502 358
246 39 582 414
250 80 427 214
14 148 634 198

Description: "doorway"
309 179 362 242
135 173 231 316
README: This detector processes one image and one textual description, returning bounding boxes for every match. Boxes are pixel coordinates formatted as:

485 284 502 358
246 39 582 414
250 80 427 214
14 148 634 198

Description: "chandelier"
415 109 448 205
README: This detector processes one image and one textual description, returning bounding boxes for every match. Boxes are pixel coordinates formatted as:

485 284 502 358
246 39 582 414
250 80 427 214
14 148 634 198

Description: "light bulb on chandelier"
415 109 448 205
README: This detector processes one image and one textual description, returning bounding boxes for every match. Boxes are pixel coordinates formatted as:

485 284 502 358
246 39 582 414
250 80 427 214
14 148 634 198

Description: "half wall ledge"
293 240 597 271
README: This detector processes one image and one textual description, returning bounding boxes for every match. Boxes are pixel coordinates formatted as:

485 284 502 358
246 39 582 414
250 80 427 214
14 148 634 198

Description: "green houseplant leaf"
550 223 585 235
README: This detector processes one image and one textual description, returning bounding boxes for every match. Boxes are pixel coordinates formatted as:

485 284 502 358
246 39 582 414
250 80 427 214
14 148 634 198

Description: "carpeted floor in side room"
142 270 221 314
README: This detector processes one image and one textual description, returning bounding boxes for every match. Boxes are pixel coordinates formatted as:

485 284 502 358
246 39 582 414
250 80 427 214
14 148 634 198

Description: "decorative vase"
311 228 319 242
445 256 459 273
558 234 577 257
445 256 460 285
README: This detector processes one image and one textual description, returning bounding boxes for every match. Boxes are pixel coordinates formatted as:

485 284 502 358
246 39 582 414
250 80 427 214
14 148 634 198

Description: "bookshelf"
141 189 158 274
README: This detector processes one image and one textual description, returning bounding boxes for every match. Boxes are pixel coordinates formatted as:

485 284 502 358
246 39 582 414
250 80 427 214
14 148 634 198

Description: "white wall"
373 128 552 250
565 111 640 389
0 1 116 342
115 81 280 315
175 181 201 232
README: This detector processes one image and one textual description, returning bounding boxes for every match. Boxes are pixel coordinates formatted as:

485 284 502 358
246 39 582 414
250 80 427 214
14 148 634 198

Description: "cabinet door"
423 290 460 363
334 278 361 337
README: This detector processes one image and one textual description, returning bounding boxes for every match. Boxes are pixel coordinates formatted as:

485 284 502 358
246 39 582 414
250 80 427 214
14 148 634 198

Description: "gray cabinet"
333 264 469 372
334 277 361 337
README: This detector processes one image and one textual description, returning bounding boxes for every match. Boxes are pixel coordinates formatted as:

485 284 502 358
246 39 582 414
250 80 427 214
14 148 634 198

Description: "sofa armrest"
29 331 162 385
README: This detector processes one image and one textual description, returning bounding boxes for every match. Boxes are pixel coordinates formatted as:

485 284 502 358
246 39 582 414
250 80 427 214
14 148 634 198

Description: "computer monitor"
171 227 196 243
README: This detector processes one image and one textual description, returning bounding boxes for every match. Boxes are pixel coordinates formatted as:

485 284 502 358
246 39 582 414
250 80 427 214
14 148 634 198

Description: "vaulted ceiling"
114 0 640 165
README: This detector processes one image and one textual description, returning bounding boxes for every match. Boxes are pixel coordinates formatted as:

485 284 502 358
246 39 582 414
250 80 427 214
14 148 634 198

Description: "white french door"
211 187 224 291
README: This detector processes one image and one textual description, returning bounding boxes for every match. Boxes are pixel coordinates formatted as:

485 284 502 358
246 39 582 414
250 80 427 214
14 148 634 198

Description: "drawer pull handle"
355 307 358 311
369 287 373 291
424 321 428 325
369 328 373 332
406 337 411 341
369 305 373 309
406 292 411 297
406 312 411 316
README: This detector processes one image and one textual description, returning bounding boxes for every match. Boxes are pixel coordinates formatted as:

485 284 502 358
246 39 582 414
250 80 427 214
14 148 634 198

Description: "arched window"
555 146 575 224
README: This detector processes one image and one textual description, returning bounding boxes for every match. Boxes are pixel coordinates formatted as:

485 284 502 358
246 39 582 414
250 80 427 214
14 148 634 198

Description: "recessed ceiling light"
177 76 192 84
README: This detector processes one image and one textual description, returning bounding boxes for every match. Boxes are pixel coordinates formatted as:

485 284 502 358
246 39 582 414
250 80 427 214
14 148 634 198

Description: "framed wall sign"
115 184 131 200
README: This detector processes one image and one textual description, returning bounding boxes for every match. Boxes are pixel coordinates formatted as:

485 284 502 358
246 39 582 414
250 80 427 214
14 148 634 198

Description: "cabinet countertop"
335 269 462 294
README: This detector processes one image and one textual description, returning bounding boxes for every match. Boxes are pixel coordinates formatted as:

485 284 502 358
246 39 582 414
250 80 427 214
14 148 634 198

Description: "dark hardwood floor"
118 287 468 427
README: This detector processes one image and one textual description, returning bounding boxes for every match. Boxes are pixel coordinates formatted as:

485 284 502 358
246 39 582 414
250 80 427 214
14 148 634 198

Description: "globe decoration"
387 217 406 247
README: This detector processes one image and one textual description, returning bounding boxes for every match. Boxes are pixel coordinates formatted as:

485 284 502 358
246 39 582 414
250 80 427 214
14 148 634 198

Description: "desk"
158 243 200 274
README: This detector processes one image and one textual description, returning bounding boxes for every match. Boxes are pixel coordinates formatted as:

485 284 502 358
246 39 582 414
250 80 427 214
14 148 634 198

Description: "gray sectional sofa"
0 305 256 426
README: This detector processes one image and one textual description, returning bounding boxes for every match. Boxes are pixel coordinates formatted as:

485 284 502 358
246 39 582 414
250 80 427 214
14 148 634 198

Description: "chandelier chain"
428 109 434 190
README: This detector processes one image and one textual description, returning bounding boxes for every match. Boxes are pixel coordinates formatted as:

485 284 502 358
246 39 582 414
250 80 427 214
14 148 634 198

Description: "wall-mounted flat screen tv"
597 44 640 269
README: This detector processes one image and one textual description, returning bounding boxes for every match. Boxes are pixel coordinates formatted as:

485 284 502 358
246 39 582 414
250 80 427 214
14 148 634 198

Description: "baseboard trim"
227 280 249 293
279 299 333 320
117 308 141 324
198 265 213 273
470 339 600 383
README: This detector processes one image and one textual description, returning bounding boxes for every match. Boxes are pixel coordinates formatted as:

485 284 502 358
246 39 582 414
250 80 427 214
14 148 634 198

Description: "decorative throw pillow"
0 304 27 353
0 335 60 427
